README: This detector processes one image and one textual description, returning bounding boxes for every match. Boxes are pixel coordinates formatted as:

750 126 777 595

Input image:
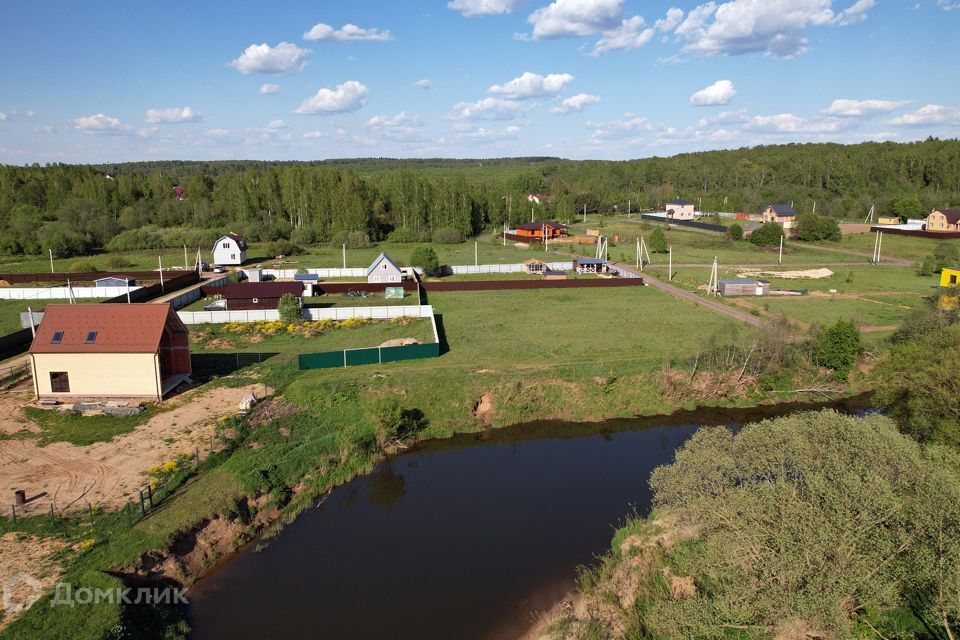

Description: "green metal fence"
298 341 440 370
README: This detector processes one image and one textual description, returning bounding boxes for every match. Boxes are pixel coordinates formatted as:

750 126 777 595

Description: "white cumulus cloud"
551 93 601 113
303 23 393 42
366 112 428 142
454 123 522 140
488 72 574 99
259 83 281 95
0 113 6 122
591 15 654 55
449 97 527 120
73 113 134 135
745 112 848 133
673 0 868 58
145 106 202 124
415 79 432 89
888 104 960 126
295 81 369 115
690 80 737 106
528 0 624 39
822 98 911 116
448 0 526 16
230 42 310 74
655 7 685 31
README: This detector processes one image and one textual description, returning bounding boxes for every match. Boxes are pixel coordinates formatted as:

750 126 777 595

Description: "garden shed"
718 279 769 296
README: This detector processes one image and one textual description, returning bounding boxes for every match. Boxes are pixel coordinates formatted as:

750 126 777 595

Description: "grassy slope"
0 299 109 334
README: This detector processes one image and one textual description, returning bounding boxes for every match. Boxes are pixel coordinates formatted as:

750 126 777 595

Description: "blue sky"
0 0 957 163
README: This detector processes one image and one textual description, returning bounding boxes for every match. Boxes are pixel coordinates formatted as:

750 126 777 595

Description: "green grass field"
829 231 958 262
0 298 110 334
758 295 922 328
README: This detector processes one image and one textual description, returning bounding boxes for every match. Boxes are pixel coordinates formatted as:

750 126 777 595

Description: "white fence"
0 286 143 300
176 304 435 325
445 261 572 275
254 267 367 279
167 274 231 310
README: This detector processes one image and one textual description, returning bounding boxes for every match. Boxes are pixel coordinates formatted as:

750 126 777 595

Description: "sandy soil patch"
737 268 834 279
0 383 271 515
0 532 66 631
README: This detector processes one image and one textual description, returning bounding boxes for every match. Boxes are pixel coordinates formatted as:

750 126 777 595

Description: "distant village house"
216 282 305 311
665 199 695 220
514 221 568 241
367 253 404 284
926 209 960 232
761 204 797 231
213 233 247 266
28 304 191 402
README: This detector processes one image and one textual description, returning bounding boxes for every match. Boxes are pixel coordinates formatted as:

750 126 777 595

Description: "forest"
0 138 957 257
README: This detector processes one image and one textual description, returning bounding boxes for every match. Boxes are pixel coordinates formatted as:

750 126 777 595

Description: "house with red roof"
28 304 191 402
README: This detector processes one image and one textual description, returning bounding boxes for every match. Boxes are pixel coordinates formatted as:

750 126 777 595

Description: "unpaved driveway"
0 383 270 515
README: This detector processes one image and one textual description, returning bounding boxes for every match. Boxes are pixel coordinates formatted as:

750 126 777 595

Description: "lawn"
23 405 160 446
828 231 959 263
757 295 922 328
0 298 110 334
304 291 419 307
188 318 435 354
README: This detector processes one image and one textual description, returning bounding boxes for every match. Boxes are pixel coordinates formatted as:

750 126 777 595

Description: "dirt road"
0 383 270 515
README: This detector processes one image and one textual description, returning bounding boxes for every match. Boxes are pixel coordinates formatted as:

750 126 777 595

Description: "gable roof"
766 204 796 216
933 209 960 224
366 252 401 276
217 282 304 299
667 198 694 205
516 221 567 231
214 233 247 252
29 303 184 354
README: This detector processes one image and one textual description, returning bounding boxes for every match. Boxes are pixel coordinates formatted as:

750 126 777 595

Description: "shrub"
749 222 784 247
432 227 463 244
290 228 318 246
409 246 439 275
794 213 841 242
102 255 133 269
917 255 938 276
366 397 426 450
728 223 744 241
933 242 959 270
68 259 99 273
267 239 304 257
331 231 372 249
277 293 302 324
813 319 863 380
387 228 420 243
648 227 669 253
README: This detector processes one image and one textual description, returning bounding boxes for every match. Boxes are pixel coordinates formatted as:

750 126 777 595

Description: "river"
186 395 871 640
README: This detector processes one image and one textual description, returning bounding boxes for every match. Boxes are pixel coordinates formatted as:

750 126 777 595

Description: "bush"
728 223 744 241
366 397 426 450
648 227 669 253
331 231 372 250
289 228 317 246
933 242 959 270
917 254 938 276
749 222 784 247
794 213 841 242
277 293 302 324
68 259 99 273
387 228 422 243
431 227 463 244
102 255 133 269
409 246 439 275
267 239 304 257
813 319 863 380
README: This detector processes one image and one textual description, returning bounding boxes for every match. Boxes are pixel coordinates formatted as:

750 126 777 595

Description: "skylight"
85 331 97 344
51 331 63 344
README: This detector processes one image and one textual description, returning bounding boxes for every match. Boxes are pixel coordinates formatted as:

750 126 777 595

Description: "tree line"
0 138 957 257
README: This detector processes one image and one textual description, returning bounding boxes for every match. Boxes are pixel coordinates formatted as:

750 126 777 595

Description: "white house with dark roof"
665 199 695 220
366 252 403 284
212 233 247 266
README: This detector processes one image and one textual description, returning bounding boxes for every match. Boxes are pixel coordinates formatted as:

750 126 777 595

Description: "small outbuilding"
218 282 305 310
94 276 136 288
665 199 695 220
543 269 567 280
523 258 548 274
940 267 960 310
761 204 797 231
367 253 404 284
514 221 569 241
719 278 769 297
28 303 191 402
877 214 902 225
213 233 248 266
574 258 607 274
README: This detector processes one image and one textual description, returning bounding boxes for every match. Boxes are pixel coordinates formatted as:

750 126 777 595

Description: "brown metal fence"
867 227 960 239
420 277 644 292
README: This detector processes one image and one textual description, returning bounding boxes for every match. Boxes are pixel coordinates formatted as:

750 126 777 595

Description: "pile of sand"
736 268 834 280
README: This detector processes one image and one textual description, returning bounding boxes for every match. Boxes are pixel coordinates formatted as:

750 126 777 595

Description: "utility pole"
342 244 346 269
628 199 631 217
474 240 478 266
125 278 131 303
27 306 35 337
158 256 164 292
707 256 719 295
669 246 673 282
583 203 586 224
183 245 188 270
49 249 54 274
636 237 640 268
812 201 816 215
778 234 784 265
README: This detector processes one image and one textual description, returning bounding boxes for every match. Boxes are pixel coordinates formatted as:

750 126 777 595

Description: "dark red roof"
516 221 567 231
218 282 304 300
29 303 185 354
936 209 960 224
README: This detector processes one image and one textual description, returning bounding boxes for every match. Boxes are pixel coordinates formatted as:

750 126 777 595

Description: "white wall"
446 262 572 275
176 304 435 325
0 286 143 300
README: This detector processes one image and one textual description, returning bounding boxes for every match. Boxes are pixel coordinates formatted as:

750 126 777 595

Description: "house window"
51 331 64 344
222 242 230 249
381 263 388 270
951 275 958 285
85 331 97 343
231 254 236 260
50 372 70 393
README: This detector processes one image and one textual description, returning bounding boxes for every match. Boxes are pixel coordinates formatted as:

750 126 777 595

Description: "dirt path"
0 383 270 515
0 532 67 631
612 263 763 327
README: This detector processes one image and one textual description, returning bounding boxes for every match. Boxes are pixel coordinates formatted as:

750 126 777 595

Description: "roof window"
51 331 63 344
85 331 98 344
